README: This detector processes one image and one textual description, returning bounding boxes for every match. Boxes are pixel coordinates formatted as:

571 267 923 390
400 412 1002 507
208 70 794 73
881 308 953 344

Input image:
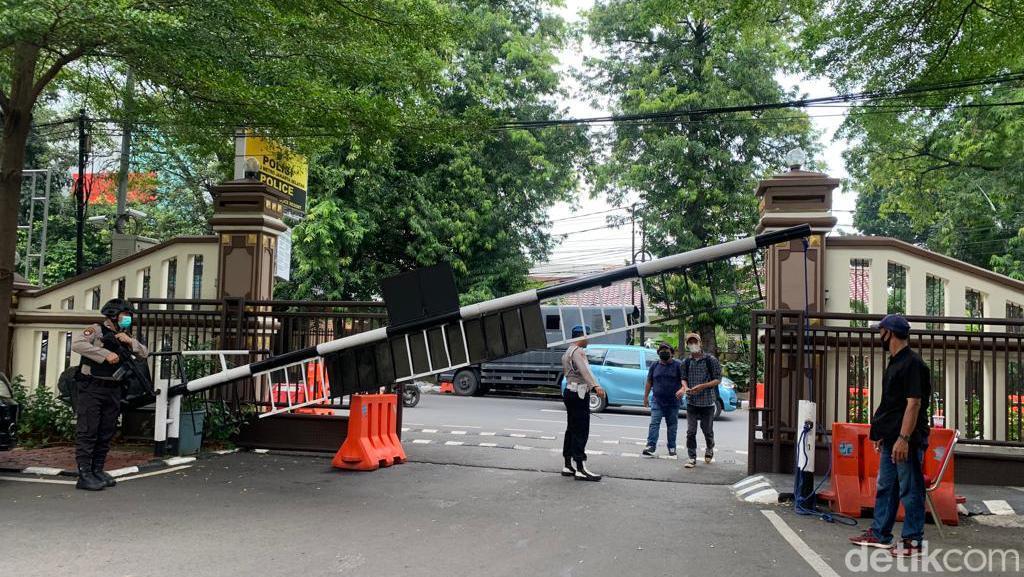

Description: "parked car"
0 373 19 451
558 345 739 418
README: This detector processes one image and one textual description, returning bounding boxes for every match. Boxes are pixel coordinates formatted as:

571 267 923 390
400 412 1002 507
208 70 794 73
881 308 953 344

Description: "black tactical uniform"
70 299 147 491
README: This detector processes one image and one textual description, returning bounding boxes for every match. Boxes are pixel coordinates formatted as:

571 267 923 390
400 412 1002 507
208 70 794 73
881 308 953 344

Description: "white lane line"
401 427 410 432
984 499 1016 515
737 482 771 496
735 450 749 455
540 409 565 414
253 448 269 454
421 429 438 433
549 448 561 453
592 423 647 429
445 441 465 446
621 452 641 458
585 450 606 456
0 475 76 485
513 445 533 451
442 424 481 429
164 456 196 466
621 436 648 441
732 475 766 489
479 443 498 447
540 435 557 440
658 455 678 460
505 428 542 433
518 418 566 425
412 439 432 444
404 422 424 426
510 433 527 438
745 489 780 504
480 432 496 436
761 510 841 577
450 431 467 435
118 465 193 482
602 440 620 445
22 466 63 476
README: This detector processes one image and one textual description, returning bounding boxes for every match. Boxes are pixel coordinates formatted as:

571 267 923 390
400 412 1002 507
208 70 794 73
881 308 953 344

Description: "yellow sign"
241 135 308 216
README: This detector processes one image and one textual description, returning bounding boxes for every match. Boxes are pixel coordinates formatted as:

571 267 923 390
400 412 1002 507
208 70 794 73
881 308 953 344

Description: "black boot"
574 460 601 482
92 459 116 487
562 457 576 477
76 465 105 491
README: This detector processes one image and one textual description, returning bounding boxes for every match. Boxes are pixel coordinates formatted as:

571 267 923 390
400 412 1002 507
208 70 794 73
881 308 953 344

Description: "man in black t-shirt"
849 314 931 558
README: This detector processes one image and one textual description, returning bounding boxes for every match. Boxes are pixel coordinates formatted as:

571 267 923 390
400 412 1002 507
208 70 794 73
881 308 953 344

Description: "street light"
786 147 807 170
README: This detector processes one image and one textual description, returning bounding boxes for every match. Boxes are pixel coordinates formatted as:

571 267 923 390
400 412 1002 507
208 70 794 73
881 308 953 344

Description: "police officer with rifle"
70 298 148 491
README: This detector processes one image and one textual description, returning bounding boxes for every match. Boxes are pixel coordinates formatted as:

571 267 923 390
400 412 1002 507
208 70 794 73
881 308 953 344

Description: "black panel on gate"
374 341 395 384
463 318 488 363
356 346 377 392
426 327 448 369
483 314 506 358
408 332 430 375
445 324 468 366
502 309 526 354
520 302 547 350
390 337 411 380
381 263 460 330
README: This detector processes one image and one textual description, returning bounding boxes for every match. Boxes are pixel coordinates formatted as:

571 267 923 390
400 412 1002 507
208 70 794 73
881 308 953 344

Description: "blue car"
558 344 739 418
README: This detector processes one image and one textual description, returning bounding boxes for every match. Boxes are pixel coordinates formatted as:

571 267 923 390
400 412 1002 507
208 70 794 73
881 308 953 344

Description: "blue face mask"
118 316 133 330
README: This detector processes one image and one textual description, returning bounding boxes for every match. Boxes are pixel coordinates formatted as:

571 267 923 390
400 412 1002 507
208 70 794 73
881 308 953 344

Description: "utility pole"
115 69 134 232
75 108 88 275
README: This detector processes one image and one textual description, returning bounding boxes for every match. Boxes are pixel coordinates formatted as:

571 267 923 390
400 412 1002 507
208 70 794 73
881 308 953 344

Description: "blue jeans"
646 399 679 450
871 442 927 542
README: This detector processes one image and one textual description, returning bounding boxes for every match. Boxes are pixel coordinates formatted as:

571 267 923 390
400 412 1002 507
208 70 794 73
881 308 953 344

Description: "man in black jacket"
70 298 148 491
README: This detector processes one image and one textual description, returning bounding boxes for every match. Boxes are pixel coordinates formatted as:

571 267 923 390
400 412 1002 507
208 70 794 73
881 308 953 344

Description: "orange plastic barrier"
268 362 333 415
754 382 765 409
332 393 407 471
819 423 960 525
439 381 455 394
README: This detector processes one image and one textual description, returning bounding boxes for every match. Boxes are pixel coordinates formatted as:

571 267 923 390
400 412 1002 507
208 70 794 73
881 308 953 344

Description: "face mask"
658 351 671 361
688 344 701 354
118 316 132 330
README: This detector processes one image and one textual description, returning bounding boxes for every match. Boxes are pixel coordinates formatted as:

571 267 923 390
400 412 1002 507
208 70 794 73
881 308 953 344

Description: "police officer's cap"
101 298 135 319
571 325 592 338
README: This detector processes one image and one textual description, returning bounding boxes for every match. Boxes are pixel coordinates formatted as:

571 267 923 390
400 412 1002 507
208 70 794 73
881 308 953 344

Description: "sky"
532 0 858 277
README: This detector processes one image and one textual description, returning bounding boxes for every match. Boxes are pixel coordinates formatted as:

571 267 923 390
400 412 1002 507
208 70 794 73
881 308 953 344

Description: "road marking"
22 466 63 476
733 476 766 489
479 443 498 447
592 423 647 429
735 450 748 455
412 439 432 444
510 433 527 438
658 455 678 460
539 435 557 440
737 482 771 496
421 429 438 433
118 465 193 482
506 428 543 433
480 432 496 436
513 445 533 451
621 436 647 441
621 452 641 458
745 489 780 504
450 431 467 435
164 456 196 466
442 424 481 429
401 427 410 432
984 499 1016 515
0 475 76 485
445 441 465 446
761 510 841 577
1011 487 1024 493
253 449 269 454
585 450 606 456
540 409 565 414
518 418 566 425
601 440 619 444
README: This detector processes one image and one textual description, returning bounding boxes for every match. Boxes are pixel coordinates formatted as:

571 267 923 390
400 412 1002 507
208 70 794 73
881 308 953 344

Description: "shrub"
9 375 76 447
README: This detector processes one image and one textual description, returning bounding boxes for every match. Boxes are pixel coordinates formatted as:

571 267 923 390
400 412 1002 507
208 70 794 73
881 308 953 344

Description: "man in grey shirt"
561 325 606 481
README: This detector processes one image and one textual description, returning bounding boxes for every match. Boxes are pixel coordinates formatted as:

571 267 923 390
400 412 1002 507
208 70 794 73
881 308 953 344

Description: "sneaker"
890 539 924 558
848 530 895 549
561 465 576 477
704 450 714 464
668 449 677 457
684 459 696 468
642 446 655 457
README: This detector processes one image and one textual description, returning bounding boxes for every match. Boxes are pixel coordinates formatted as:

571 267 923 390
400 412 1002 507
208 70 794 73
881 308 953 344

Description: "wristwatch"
898 434 911 443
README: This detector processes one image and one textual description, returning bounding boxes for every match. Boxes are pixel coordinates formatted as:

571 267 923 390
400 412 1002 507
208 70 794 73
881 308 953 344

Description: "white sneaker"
574 463 602 482
684 459 696 468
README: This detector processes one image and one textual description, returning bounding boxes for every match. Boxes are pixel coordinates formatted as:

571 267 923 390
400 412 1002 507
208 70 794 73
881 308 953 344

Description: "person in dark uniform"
849 314 931 558
70 298 148 491
560 325 605 481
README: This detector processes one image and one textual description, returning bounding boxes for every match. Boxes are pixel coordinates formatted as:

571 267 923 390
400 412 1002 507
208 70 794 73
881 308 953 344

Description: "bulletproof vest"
80 324 121 380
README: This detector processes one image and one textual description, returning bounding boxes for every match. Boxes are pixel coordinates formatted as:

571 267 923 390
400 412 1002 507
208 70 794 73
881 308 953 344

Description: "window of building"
191 255 204 300
926 275 945 329
545 314 561 331
965 360 984 438
141 267 151 300
604 348 641 369
89 287 101 310
38 331 49 387
848 259 870 327
115 277 126 299
61 296 74 311
1007 302 1023 334
965 289 984 332
886 262 907 314
166 258 177 300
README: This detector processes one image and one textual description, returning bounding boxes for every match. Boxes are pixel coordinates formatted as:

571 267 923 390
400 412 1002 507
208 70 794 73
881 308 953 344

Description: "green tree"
279 1 590 302
0 0 453 369
802 1 1024 275
583 0 817 351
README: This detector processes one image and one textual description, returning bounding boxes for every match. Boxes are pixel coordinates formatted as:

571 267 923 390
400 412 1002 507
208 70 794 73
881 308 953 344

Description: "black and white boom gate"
155 225 811 455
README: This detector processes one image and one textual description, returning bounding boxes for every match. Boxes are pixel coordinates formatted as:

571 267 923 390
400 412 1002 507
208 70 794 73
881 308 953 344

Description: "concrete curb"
0 449 237 478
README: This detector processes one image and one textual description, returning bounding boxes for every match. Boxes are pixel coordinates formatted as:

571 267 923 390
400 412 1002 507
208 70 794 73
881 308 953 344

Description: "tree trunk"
0 43 40 374
699 324 718 356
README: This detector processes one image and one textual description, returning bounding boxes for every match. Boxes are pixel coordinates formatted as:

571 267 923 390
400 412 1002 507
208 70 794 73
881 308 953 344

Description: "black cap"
871 314 911 338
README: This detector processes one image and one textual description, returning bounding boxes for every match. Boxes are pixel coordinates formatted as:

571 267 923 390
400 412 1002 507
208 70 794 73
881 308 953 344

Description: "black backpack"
101 333 156 409
57 365 82 409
